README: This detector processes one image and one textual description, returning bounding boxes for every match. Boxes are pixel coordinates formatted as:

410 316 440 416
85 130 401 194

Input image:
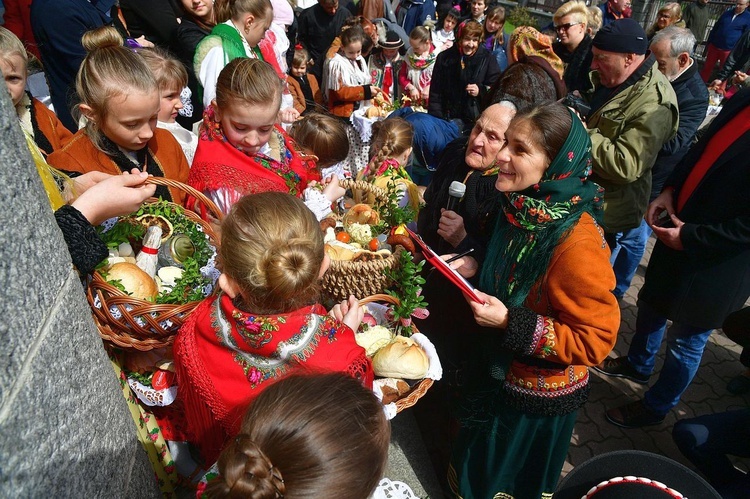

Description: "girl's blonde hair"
139 46 188 91
292 46 309 68
215 0 272 24
486 5 506 24
76 26 158 151
220 192 324 314
0 26 28 69
367 118 413 174
659 2 682 22
288 113 349 169
409 26 431 44
215 57 283 112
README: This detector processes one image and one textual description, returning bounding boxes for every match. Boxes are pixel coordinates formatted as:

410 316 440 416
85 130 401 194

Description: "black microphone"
446 181 466 212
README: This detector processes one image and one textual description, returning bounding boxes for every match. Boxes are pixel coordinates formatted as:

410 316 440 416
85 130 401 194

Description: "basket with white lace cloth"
359 295 442 419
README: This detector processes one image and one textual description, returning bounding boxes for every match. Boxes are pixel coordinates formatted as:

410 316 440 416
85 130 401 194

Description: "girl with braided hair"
356 117 421 214
198 373 390 498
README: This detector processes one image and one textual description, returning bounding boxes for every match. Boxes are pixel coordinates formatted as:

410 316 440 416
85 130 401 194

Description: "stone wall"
0 92 158 496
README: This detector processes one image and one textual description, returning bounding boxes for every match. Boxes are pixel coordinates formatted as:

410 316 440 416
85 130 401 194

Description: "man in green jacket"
583 18 678 298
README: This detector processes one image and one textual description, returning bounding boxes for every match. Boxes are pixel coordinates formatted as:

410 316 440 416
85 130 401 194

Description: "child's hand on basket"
330 295 364 332
321 174 346 202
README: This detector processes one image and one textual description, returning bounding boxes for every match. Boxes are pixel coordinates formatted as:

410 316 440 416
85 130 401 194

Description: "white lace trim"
303 187 333 221
371 478 419 499
127 378 178 406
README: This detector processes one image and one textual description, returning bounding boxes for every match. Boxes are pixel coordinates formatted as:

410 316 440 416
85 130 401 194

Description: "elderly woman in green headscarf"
446 102 620 498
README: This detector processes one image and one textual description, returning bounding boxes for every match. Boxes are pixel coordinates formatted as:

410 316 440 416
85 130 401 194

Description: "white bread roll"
372 336 429 379
355 325 393 356
107 262 158 301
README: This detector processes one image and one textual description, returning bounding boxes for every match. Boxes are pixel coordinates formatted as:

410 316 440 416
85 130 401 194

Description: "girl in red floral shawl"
187 58 344 222
174 192 373 465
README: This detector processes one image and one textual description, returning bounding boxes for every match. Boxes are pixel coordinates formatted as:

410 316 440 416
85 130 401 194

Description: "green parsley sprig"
384 250 428 337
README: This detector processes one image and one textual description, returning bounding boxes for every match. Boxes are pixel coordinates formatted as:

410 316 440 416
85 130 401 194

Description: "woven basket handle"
145 177 224 222
359 293 400 307
339 178 390 205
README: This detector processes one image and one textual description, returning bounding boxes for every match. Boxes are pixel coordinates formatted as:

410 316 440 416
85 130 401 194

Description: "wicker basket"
86 177 223 351
322 178 402 301
360 294 434 414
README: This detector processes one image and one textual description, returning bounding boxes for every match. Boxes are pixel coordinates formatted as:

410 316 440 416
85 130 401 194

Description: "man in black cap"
368 25 405 101
581 18 678 297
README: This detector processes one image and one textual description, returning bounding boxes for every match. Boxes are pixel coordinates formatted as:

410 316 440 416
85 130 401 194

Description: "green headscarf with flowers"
479 108 604 307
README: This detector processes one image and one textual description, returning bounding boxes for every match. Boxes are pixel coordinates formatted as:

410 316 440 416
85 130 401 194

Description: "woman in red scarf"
187 57 343 221
174 192 373 465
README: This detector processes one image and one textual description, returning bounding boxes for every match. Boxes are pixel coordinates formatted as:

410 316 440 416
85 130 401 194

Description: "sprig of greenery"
156 258 207 305
127 370 152 387
373 179 417 234
384 251 428 336
97 219 145 249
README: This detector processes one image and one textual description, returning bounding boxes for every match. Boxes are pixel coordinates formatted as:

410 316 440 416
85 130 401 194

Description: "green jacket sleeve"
588 102 677 185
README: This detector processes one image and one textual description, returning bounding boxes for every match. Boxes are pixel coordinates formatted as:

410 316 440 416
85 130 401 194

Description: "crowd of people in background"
1 0 750 496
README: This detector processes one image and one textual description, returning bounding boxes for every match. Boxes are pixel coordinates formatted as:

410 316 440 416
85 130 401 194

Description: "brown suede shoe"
606 400 665 428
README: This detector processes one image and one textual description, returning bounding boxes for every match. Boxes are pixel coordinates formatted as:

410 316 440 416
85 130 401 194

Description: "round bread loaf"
107 262 158 301
372 336 429 379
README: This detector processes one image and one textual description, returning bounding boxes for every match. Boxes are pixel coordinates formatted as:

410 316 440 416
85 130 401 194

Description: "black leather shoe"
606 400 665 428
593 356 649 384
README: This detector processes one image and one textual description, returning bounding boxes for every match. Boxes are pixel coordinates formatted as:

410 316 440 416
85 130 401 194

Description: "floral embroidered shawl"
187 105 319 217
174 294 373 464
480 109 604 307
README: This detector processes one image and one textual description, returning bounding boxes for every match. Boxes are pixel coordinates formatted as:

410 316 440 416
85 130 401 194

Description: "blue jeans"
673 409 750 498
609 220 652 298
627 303 714 415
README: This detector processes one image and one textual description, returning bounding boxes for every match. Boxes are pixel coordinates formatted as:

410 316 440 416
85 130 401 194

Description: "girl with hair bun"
187 57 344 220
199 373 390 499
174 192 374 465
357 117 421 214
46 26 190 205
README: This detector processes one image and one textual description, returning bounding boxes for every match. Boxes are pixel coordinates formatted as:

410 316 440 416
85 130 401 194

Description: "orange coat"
47 128 191 205
328 84 372 118
501 212 619 412
287 73 322 113
32 98 73 154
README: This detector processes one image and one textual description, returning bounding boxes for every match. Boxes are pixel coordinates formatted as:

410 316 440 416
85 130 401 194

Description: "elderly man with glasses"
553 0 594 92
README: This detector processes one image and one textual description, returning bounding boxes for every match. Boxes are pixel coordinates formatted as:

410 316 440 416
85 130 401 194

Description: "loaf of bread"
372 336 429 379
107 262 158 301
375 377 411 404
325 242 360 261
